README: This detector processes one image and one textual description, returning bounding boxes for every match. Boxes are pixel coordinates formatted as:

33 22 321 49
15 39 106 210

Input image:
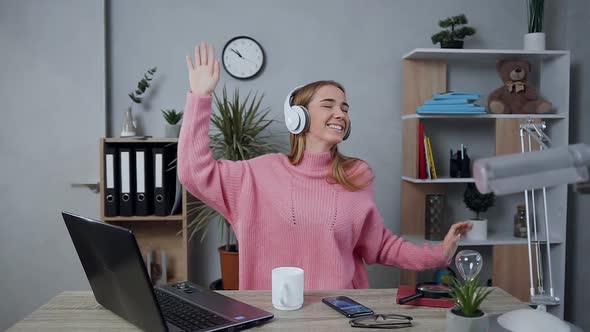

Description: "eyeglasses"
349 314 413 329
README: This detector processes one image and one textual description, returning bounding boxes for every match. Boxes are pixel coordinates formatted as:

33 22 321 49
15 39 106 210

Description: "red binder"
418 122 426 179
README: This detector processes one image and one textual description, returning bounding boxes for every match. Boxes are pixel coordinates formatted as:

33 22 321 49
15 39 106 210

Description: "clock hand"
231 48 244 58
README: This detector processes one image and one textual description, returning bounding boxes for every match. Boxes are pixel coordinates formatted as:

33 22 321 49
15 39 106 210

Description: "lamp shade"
473 144 590 195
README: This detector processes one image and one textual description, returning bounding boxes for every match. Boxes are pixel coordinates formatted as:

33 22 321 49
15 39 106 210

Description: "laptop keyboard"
155 289 231 331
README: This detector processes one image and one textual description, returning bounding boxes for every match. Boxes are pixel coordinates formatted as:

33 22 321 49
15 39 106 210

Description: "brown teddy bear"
488 60 552 114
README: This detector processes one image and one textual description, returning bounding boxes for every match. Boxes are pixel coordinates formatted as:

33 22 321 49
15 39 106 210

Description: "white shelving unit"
403 234 563 246
399 48 570 318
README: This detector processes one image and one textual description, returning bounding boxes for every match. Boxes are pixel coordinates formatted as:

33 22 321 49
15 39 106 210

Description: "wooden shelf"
399 48 570 314
100 138 189 284
402 176 474 184
403 234 563 246
403 48 570 61
104 215 183 222
104 137 178 143
402 113 567 120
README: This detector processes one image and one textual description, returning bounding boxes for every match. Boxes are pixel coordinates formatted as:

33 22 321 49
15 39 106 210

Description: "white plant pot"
165 124 181 138
524 32 546 51
446 308 489 332
466 218 487 241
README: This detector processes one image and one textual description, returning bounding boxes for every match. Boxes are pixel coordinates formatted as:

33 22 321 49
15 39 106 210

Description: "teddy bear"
488 60 552 114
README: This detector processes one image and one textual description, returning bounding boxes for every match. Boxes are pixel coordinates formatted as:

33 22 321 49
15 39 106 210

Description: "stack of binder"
417 92 486 114
103 143 182 217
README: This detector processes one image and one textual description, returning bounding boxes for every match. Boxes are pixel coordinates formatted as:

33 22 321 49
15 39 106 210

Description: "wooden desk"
8 288 527 331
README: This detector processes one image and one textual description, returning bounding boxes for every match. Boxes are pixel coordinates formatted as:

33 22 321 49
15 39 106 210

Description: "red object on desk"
396 285 454 308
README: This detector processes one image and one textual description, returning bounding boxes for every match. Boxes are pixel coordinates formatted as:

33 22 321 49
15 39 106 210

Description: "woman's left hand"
442 221 473 260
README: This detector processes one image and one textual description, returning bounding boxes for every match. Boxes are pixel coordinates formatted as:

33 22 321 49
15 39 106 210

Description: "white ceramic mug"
272 267 304 310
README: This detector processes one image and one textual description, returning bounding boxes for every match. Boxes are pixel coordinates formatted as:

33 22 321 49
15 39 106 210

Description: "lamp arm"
520 121 552 150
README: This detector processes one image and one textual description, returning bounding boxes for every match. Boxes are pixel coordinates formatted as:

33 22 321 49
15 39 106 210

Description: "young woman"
178 42 472 290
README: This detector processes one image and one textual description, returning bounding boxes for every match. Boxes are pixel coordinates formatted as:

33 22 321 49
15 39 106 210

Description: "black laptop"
62 211 273 332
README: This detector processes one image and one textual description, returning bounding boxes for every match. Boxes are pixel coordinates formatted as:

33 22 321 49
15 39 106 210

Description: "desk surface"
9 288 527 331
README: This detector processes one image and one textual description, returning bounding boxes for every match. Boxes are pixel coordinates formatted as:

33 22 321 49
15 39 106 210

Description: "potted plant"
463 183 495 240
161 109 183 138
431 14 476 49
524 0 546 50
187 86 279 290
121 67 157 137
446 276 493 332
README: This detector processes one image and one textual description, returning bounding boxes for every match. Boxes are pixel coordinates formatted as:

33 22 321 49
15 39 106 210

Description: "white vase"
165 124 181 138
120 107 137 137
466 218 487 241
446 308 489 332
524 32 546 51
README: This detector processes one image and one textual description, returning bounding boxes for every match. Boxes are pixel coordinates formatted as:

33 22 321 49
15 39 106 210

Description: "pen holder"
450 157 460 178
450 154 471 178
460 156 471 178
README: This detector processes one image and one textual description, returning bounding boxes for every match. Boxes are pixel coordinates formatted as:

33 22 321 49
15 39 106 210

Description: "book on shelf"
424 98 476 105
424 136 432 180
425 136 437 179
417 104 486 114
433 92 481 100
418 122 426 179
419 131 438 180
418 92 486 114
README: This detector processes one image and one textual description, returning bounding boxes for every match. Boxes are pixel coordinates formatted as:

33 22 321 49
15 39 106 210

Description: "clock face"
222 36 265 79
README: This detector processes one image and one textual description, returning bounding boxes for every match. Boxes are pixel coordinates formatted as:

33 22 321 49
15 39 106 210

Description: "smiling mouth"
327 123 344 133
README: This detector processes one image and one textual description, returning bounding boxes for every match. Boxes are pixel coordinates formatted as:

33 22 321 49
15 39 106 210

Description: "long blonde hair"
287 80 372 191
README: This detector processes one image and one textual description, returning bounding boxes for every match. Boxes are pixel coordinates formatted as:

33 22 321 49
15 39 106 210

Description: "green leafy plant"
463 183 495 219
527 0 545 33
161 109 183 125
129 67 157 104
187 86 280 250
431 14 476 47
449 276 493 317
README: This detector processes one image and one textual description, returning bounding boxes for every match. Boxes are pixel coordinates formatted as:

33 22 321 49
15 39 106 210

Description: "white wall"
106 0 529 289
0 0 105 330
5 0 589 330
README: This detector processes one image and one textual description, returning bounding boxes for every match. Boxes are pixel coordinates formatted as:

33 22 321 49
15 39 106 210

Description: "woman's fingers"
186 55 194 71
451 221 472 235
208 44 215 70
201 41 208 65
195 45 201 66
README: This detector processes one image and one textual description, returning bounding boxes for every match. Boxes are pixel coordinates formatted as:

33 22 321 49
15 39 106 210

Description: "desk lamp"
472 120 589 332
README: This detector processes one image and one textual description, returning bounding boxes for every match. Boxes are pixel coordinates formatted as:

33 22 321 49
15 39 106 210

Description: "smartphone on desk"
322 296 374 318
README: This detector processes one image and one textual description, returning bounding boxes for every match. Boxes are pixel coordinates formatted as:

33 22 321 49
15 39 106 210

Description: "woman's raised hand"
442 221 473 260
186 41 220 96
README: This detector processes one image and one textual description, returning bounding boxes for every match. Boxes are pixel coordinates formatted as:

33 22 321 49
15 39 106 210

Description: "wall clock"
222 36 265 80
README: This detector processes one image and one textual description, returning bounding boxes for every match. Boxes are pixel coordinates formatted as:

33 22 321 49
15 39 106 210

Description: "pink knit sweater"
178 92 448 290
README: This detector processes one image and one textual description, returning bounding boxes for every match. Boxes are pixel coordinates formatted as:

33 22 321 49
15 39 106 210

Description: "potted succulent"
161 109 183 138
187 86 279 290
446 276 493 332
524 0 546 50
463 183 495 240
121 67 157 137
431 14 476 49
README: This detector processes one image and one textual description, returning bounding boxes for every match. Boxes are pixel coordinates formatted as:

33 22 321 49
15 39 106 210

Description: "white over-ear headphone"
284 85 351 140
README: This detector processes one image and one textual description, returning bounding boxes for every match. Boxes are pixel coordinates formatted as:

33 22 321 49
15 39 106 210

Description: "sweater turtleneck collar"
290 150 333 176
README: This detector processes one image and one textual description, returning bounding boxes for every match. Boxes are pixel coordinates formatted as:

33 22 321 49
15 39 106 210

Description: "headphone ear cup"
285 106 300 133
343 121 351 141
290 105 309 134
300 106 310 133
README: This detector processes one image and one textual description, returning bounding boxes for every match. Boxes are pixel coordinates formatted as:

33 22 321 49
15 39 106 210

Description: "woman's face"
304 85 350 152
